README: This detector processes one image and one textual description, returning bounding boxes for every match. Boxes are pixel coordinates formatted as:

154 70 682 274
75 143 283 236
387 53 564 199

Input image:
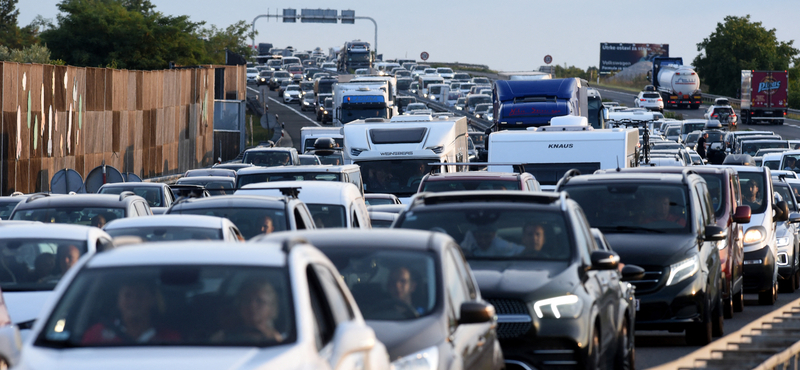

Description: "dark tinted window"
12 207 125 225
237 172 342 188
370 128 428 144
698 174 725 216
168 207 287 239
242 151 293 167
105 226 223 242
99 187 164 208
421 180 520 192
0 238 87 291
306 204 346 229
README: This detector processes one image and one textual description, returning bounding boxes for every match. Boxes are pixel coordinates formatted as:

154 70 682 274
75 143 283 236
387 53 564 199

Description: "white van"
427 84 449 103
300 127 343 153
418 75 445 99
488 116 639 190
236 181 371 229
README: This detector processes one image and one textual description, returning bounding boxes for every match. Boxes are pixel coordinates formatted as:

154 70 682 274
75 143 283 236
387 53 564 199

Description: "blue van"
492 78 589 131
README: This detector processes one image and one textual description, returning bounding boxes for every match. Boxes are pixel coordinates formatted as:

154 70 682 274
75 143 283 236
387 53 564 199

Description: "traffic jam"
2 41 799 370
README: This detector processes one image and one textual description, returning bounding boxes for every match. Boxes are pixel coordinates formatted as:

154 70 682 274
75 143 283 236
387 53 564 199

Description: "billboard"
599 43 669 74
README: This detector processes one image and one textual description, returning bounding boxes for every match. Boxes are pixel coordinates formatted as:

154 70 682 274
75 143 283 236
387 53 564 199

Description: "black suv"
557 170 728 345
394 191 639 370
165 195 315 239
9 193 152 225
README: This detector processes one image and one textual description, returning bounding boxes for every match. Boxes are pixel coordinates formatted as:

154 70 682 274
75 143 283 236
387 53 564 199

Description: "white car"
634 91 664 112
354 68 369 76
17 242 390 370
321 62 337 72
0 224 113 342
246 68 259 84
283 85 302 103
103 214 244 242
436 67 454 79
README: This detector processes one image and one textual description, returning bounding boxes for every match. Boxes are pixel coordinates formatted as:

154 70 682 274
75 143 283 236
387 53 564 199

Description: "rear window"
168 207 287 239
421 180 520 192
370 128 428 144
643 93 660 98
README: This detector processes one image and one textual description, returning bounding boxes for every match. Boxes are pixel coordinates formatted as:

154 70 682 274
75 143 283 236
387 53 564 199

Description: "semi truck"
740 70 789 125
492 78 589 131
332 83 392 126
649 57 702 109
337 40 372 74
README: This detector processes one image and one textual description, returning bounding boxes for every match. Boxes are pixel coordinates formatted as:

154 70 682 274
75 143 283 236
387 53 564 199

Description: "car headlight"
533 295 582 319
777 236 792 248
743 226 766 244
666 255 699 286
390 345 438 370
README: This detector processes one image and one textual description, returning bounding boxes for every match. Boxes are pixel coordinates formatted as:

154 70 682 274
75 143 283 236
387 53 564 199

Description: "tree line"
0 0 255 69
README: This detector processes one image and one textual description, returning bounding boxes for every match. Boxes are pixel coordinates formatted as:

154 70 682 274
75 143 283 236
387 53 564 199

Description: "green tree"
198 20 256 65
0 0 42 48
694 15 798 97
41 0 206 70
790 61 800 109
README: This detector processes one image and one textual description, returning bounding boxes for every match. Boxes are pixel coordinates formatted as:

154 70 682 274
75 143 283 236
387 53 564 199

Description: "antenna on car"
615 156 621 172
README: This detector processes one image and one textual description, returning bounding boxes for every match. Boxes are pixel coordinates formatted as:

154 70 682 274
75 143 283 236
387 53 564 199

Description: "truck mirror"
602 107 609 120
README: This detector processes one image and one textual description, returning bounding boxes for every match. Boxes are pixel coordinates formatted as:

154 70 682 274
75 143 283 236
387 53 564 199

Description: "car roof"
14 193 142 208
237 165 357 175
103 214 229 230
425 172 520 180
564 173 688 185
0 223 100 239
255 229 444 252
238 181 360 204
85 242 287 268
99 182 165 189
177 176 236 183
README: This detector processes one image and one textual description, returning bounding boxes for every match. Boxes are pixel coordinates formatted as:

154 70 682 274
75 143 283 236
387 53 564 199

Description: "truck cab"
492 78 589 131
333 83 392 126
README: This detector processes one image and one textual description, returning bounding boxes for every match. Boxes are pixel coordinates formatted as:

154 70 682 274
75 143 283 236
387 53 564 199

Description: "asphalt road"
251 82 800 369
597 87 800 140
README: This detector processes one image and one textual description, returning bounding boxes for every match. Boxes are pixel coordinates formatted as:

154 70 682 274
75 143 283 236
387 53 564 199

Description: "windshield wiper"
601 225 665 233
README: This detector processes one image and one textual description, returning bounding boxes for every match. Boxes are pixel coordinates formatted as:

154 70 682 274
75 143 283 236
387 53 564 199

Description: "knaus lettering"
548 143 573 149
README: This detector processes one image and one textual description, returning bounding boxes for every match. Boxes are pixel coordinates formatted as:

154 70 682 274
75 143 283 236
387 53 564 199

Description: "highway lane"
597 87 800 140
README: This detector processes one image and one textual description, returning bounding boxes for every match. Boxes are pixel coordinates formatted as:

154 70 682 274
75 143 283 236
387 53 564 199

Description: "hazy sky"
18 0 800 71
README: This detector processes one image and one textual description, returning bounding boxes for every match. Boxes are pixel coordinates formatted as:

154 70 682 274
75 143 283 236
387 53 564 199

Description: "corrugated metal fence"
0 62 245 195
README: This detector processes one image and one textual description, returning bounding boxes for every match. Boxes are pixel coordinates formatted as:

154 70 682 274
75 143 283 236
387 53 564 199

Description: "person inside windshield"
368 167 393 191
742 180 762 209
260 216 275 235
82 280 180 344
520 223 555 258
642 194 686 227
214 278 283 343
271 153 291 166
385 266 424 316
58 244 81 274
406 162 427 188
785 157 799 171
460 224 524 257
91 214 107 228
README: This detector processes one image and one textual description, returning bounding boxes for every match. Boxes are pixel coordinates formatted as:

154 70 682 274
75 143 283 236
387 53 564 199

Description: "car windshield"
365 198 396 206
247 69 257 74
99 187 163 208
359 160 435 196
474 104 491 113
324 249 437 320
35 265 294 348
470 133 486 146
242 151 292 167
563 184 691 233
175 179 235 196
306 204 346 228
274 72 289 78
0 238 88 291
168 207 287 239
473 78 490 84
437 68 452 73
0 199 24 219
666 127 680 136
12 207 126 225
467 95 491 107
286 86 300 91
421 180 520 192
740 141 788 156
397 206 571 260
105 227 223 242
682 122 705 134
739 173 767 214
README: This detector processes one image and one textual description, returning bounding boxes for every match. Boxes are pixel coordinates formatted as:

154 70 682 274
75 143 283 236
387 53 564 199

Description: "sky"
18 0 800 72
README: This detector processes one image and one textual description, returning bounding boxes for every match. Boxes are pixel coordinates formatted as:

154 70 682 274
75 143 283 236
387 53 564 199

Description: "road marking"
268 97 320 127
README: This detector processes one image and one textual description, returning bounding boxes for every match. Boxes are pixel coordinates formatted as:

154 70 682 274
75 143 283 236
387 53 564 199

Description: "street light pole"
353 16 377 56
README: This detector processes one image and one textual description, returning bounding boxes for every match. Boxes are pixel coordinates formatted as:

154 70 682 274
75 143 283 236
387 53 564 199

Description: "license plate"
635 299 640 311
765 112 773 115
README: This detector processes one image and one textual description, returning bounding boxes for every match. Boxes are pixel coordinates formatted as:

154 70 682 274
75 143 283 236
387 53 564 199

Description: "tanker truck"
648 57 703 109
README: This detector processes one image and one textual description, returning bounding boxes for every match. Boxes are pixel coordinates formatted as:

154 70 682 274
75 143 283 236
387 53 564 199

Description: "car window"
168 207 288 239
36 265 295 348
448 246 476 300
739 173 767 214
443 249 468 326
12 207 126 225
311 265 354 324
0 238 88 291
105 226 223 242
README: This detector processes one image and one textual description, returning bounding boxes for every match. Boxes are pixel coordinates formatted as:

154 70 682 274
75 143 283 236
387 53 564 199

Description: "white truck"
332 82 393 126
343 114 468 202
350 76 398 115
650 57 702 109
487 116 639 190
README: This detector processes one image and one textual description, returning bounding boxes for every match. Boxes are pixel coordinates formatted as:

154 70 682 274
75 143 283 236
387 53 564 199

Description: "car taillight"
712 114 718 118
640 99 646 101
658 98 663 101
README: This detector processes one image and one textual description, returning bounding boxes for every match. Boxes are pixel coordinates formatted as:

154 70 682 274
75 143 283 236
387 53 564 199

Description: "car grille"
627 265 666 294
486 298 533 339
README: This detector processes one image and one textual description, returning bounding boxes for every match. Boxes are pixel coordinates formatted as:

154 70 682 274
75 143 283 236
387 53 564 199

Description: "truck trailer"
649 57 702 109
740 70 789 125
492 78 589 131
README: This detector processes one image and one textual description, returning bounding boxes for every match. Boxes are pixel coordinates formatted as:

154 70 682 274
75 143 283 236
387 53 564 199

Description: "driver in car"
387 266 424 316
642 194 686 227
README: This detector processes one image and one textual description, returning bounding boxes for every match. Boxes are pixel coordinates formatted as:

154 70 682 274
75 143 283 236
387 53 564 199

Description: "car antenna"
616 156 621 172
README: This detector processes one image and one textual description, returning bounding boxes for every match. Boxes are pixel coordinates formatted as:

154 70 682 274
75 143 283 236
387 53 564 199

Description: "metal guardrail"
652 297 800 370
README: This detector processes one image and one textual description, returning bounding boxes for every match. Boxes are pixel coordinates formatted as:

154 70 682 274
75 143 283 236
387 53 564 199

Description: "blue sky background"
18 0 800 71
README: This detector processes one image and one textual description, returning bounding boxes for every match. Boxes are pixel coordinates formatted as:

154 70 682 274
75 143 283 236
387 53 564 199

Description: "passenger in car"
387 266 421 314
91 214 107 228
460 225 524 257
520 223 555 258
642 194 687 227
214 278 283 343
82 280 180 344
742 180 762 209
260 216 275 235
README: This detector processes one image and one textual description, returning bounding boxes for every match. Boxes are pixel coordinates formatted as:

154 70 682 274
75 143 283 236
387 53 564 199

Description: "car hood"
18 344 309 370
5 291 52 326
468 260 573 301
367 315 444 361
604 233 698 267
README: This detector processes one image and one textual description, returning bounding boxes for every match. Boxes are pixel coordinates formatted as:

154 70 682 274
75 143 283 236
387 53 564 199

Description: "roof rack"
281 237 310 255
26 193 51 203
554 169 583 191
414 191 561 207
680 168 698 184
427 162 526 174
119 191 136 201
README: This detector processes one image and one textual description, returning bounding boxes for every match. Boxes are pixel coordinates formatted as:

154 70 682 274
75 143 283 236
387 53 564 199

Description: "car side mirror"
330 321 376 369
775 200 790 222
459 301 496 325
704 225 728 241
602 107 609 120
590 250 619 271
733 205 752 223
789 212 800 223
621 264 645 282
